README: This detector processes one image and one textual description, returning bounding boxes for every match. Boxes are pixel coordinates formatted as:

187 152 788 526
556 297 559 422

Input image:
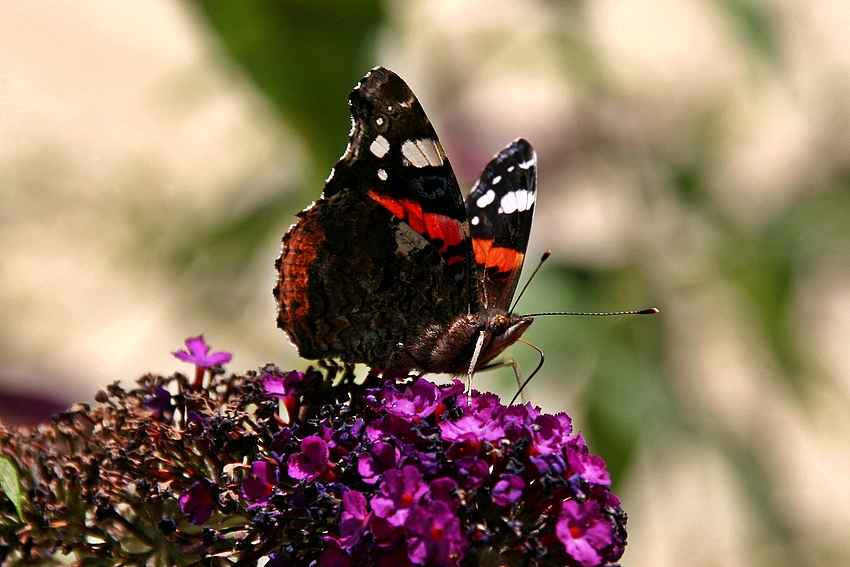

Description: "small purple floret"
339 490 370 549
357 441 400 484
370 465 428 527
406 499 465 566
143 387 174 419
556 500 615 567
171 335 232 368
262 370 305 397
439 391 506 443
378 379 440 419
179 480 215 525
287 435 330 482
492 474 525 507
242 461 279 507
567 439 612 486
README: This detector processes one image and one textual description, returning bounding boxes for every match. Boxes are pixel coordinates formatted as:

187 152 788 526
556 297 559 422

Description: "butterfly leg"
475 356 528 405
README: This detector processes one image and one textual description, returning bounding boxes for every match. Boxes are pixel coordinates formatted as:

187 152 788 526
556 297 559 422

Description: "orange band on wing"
472 238 524 280
279 221 322 323
367 191 464 258
368 191 425 234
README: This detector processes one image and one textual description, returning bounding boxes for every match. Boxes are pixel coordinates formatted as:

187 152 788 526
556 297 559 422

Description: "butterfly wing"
465 138 537 310
276 190 465 368
324 67 475 303
275 67 476 369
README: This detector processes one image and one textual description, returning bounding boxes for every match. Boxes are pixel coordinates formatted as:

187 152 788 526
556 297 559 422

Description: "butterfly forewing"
323 67 475 302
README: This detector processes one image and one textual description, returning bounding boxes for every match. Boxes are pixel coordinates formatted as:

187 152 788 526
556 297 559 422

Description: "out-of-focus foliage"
193 0 384 183
174 1 385 318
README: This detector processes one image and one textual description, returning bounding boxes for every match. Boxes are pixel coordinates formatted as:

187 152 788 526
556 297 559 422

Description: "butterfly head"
401 309 532 376
474 309 534 370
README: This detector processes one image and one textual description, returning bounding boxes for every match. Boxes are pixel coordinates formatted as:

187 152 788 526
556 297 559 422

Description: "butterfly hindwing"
465 138 537 310
275 189 465 368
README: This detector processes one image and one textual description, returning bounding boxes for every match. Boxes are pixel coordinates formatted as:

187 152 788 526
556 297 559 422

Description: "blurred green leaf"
0 455 24 521
584 337 669 482
715 0 781 64
191 0 385 181
721 184 850 392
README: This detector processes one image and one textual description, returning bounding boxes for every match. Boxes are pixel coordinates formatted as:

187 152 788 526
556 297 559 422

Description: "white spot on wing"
370 135 390 158
476 189 496 208
519 157 535 170
377 168 388 181
401 139 445 168
492 175 502 184
500 190 535 214
507 165 515 172
376 117 384 126
471 216 480 225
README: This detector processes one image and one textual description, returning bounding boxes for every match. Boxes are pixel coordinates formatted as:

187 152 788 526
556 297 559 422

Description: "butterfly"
274 67 536 376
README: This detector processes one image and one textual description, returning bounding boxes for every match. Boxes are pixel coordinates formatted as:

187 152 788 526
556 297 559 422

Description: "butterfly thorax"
404 309 533 375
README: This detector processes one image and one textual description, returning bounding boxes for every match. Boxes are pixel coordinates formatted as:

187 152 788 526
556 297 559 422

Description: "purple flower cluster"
331 466 464 566
191 368 627 567
0 335 625 565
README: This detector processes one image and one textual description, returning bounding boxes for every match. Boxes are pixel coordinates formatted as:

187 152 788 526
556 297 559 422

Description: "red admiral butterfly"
274 67 537 376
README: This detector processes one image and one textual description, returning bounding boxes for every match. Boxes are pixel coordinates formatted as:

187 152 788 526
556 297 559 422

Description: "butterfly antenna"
509 339 545 405
510 250 552 313
524 307 659 317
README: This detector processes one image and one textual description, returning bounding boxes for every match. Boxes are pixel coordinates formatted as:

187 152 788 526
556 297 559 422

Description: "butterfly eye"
490 314 510 336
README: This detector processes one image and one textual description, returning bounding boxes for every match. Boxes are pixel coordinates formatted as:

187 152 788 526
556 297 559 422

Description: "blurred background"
2 0 850 565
